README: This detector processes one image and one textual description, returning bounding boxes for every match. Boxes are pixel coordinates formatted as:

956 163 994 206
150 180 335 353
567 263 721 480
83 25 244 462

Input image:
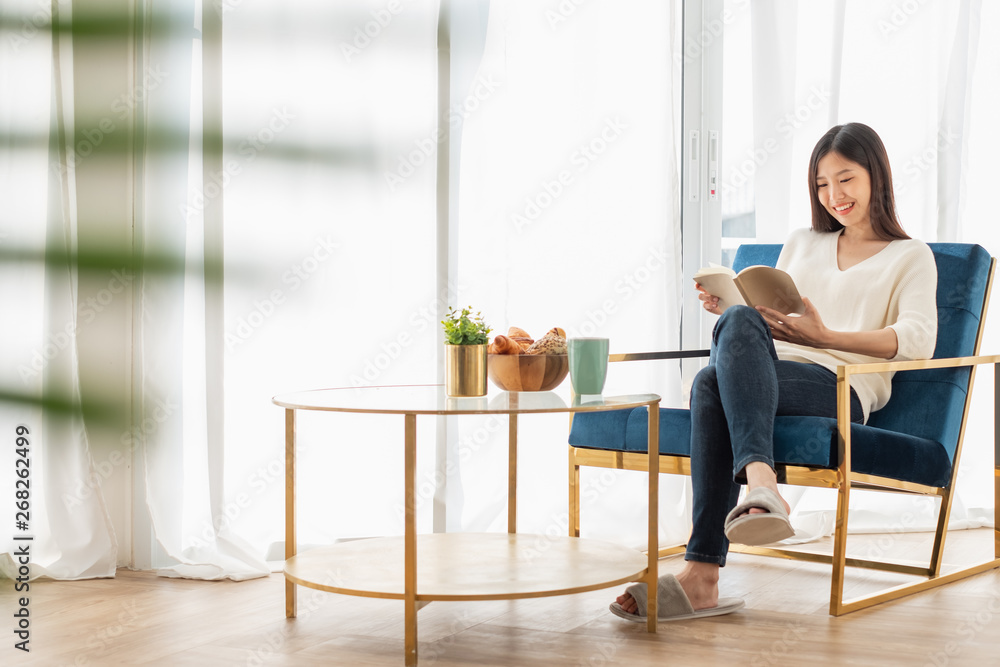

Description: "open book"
694 264 805 315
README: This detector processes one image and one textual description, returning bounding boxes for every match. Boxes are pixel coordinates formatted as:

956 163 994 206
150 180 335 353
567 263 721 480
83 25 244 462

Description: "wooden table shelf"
285 533 649 601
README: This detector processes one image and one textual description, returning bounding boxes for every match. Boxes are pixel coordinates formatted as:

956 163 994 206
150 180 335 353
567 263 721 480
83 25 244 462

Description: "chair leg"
569 452 580 538
929 487 956 577
829 477 851 616
995 461 1000 559
995 367 1000 559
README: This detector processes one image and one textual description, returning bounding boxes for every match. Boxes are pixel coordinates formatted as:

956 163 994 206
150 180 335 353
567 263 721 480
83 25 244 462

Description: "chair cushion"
569 408 954 488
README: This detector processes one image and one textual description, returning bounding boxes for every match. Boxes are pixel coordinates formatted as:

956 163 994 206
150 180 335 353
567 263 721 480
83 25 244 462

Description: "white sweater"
774 228 938 423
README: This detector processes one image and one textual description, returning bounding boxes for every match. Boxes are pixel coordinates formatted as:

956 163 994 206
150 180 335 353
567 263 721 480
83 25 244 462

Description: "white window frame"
680 0 725 376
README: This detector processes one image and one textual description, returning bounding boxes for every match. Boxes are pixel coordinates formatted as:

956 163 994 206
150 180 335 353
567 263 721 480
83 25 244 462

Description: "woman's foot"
614 561 721 614
724 464 796 546
741 461 791 517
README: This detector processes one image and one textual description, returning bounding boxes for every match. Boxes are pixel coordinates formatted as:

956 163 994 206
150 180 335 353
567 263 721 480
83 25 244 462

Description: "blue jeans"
685 306 863 566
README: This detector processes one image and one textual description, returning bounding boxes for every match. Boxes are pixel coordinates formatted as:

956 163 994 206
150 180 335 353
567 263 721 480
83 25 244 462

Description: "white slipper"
724 487 794 546
609 573 745 622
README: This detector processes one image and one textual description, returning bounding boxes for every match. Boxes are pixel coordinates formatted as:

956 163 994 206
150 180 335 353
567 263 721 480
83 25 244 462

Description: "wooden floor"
4 529 1000 666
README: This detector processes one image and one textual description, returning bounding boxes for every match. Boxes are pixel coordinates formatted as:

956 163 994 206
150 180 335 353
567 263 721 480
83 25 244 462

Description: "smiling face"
814 151 872 232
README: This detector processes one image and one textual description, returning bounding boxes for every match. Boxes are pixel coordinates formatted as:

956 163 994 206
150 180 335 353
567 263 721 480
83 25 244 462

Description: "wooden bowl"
487 354 569 392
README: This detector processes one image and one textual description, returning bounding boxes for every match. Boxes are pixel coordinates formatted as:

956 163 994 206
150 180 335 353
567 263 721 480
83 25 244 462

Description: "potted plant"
441 306 492 397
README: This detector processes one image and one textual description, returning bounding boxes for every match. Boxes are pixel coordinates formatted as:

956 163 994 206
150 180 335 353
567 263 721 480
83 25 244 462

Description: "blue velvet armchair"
568 243 1000 615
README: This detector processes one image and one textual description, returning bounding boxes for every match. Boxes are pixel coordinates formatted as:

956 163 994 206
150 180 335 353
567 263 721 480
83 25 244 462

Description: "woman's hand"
756 296 830 349
695 283 723 316
759 297 901 358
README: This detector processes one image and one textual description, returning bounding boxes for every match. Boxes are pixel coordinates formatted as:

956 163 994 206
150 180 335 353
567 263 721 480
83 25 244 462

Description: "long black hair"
808 123 909 241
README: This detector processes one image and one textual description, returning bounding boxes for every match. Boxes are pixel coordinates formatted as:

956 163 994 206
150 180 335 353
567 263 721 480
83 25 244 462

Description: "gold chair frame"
569 259 1000 616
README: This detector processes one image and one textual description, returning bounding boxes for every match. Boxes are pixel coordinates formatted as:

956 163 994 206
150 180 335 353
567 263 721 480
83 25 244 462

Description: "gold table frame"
272 385 661 665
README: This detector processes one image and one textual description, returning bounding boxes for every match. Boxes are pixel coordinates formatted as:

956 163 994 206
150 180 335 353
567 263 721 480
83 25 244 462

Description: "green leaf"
441 305 491 345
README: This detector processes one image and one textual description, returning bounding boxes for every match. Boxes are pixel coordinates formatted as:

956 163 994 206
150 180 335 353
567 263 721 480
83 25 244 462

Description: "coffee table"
272 384 661 665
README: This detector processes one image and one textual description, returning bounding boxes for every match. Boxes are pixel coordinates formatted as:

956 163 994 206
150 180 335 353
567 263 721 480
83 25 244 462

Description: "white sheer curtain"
950 0 999 532
0 0 117 579
747 0 997 536
2 0 686 577
221 1 442 556
136 0 267 580
220 0 688 557
452 0 687 548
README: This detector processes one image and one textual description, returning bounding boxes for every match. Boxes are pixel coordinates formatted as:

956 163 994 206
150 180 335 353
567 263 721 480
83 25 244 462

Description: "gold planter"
445 344 488 397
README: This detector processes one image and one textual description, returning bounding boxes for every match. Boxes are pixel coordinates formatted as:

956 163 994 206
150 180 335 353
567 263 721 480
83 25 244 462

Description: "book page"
734 266 805 315
693 266 747 313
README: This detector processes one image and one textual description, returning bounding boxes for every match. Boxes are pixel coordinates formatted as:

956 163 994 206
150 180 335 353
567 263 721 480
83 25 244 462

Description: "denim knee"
690 364 718 403
711 305 775 369
714 305 767 339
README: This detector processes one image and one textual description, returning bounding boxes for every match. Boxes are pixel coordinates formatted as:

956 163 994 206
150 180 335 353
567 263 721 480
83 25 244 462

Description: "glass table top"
272 384 659 415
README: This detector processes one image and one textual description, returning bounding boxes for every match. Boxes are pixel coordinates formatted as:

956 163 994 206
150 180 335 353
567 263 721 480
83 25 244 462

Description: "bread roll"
525 333 568 355
489 335 521 355
546 327 566 338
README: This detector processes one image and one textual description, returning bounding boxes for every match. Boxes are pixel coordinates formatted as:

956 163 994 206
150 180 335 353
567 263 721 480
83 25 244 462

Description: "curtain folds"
220 0 442 557
138 0 267 580
451 0 686 548
0 0 117 580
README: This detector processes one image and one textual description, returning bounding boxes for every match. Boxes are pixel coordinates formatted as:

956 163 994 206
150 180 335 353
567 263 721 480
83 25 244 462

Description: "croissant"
511 337 533 351
508 326 532 339
489 335 522 355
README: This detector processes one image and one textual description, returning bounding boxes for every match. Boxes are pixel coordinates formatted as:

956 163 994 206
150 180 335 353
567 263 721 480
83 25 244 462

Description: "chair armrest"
840 354 1000 376
609 350 710 363
833 353 1000 481
610 352 1000 370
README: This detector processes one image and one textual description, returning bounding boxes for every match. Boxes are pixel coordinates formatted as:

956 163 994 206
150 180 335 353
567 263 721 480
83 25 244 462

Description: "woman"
611 122 938 621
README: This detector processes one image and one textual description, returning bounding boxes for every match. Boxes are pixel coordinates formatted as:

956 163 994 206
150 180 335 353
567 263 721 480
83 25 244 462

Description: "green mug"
568 337 609 395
